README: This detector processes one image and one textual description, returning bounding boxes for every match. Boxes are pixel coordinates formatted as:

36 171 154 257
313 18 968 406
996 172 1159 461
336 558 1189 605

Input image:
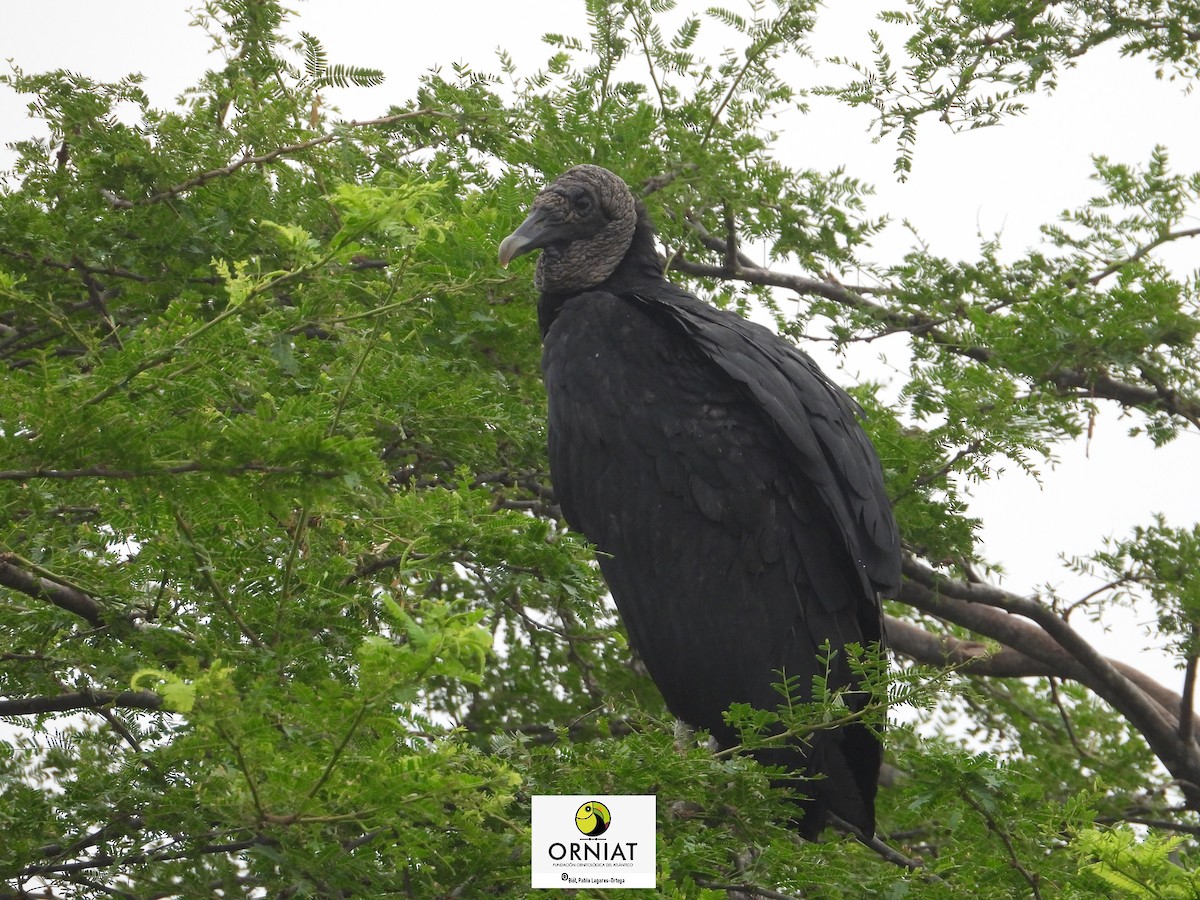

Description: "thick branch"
0 556 104 626
670 255 1200 425
885 613 1188 727
896 564 1185 717
0 689 162 717
1048 368 1200 429
1182 652 1198 745
898 558 1200 806
886 615 1061 678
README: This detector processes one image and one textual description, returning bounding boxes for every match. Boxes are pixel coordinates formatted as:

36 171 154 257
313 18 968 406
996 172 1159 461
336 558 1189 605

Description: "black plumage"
499 165 901 838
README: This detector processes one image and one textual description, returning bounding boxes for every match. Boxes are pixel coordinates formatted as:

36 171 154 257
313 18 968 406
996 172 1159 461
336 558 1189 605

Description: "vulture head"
498 165 637 295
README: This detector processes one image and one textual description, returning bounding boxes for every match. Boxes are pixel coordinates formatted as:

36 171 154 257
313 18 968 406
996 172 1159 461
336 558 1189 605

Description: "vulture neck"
537 206 662 339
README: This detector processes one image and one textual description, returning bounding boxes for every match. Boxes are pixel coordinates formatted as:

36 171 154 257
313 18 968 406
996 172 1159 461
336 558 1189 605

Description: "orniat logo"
531 794 655 887
574 801 611 836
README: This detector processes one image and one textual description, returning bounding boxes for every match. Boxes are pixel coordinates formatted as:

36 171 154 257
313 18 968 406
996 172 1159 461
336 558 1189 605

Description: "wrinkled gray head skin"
498 164 638 295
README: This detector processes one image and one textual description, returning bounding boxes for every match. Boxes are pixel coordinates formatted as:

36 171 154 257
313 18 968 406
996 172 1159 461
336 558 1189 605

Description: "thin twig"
1062 575 1137 620
0 461 342 482
0 245 153 283
890 441 982 501
959 791 1042 899
701 9 791 147
19 835 276 877
827 812 937 876
174 511 266 650
300 701 372 815
126 108 442 206
1088 226 1200 285
1048 677 1092 761
73 256 122 346
216 722 266 821
696 881 803 900
630 7 669 115
1103 815 1200 837
32 815 144 863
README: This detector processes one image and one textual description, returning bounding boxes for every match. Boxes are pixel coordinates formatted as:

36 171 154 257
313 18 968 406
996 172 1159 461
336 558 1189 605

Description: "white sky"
2 2 1198 698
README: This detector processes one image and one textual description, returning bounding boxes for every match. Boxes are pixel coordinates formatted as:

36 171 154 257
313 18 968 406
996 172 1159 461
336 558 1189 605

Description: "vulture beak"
498 206 558 268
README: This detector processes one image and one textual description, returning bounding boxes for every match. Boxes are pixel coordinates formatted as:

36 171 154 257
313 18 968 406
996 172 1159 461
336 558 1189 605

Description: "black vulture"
499 165 902 838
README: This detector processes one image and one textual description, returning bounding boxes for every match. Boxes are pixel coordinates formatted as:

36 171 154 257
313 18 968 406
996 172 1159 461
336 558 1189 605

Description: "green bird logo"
574 801 611 836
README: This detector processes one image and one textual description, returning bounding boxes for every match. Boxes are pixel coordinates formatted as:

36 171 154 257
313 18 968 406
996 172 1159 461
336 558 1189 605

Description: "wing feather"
629 289 902 597
541 288 896 836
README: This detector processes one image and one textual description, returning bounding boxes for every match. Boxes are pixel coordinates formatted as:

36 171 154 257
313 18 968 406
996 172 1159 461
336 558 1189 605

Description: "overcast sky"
3 1 1198 693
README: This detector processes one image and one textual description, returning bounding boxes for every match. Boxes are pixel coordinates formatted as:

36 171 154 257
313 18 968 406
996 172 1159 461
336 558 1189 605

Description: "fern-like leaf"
318 64 386 90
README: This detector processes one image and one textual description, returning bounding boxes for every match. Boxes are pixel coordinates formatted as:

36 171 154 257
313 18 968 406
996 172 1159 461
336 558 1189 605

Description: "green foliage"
820 0 1200 174
1089 516 1200 659
298 31 386 90
2 0 1199 897
1075 826 1200 897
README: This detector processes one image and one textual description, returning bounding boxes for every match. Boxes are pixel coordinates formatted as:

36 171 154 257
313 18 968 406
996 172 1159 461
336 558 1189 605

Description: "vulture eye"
573 193 593 213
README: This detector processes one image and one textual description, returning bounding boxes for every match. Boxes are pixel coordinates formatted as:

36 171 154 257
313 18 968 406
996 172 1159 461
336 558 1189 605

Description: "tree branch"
896 561 1186 716
959 789 1042 898
0 555 104 626
174 511 266 650
898 558 1200 807
0 461 343 482
696 881 804 900
1181 651 1198 746
826 813 934 875
124 108 441 207
0 245 153 283
19 835 274 877
669 255 1200 425
896 575 1187 726
629 6 669 115
0 689 162 717
641 164 699 198
32 815 144 861
1047 368 1200 429
886 615 1061 678
1088 226 1200 285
